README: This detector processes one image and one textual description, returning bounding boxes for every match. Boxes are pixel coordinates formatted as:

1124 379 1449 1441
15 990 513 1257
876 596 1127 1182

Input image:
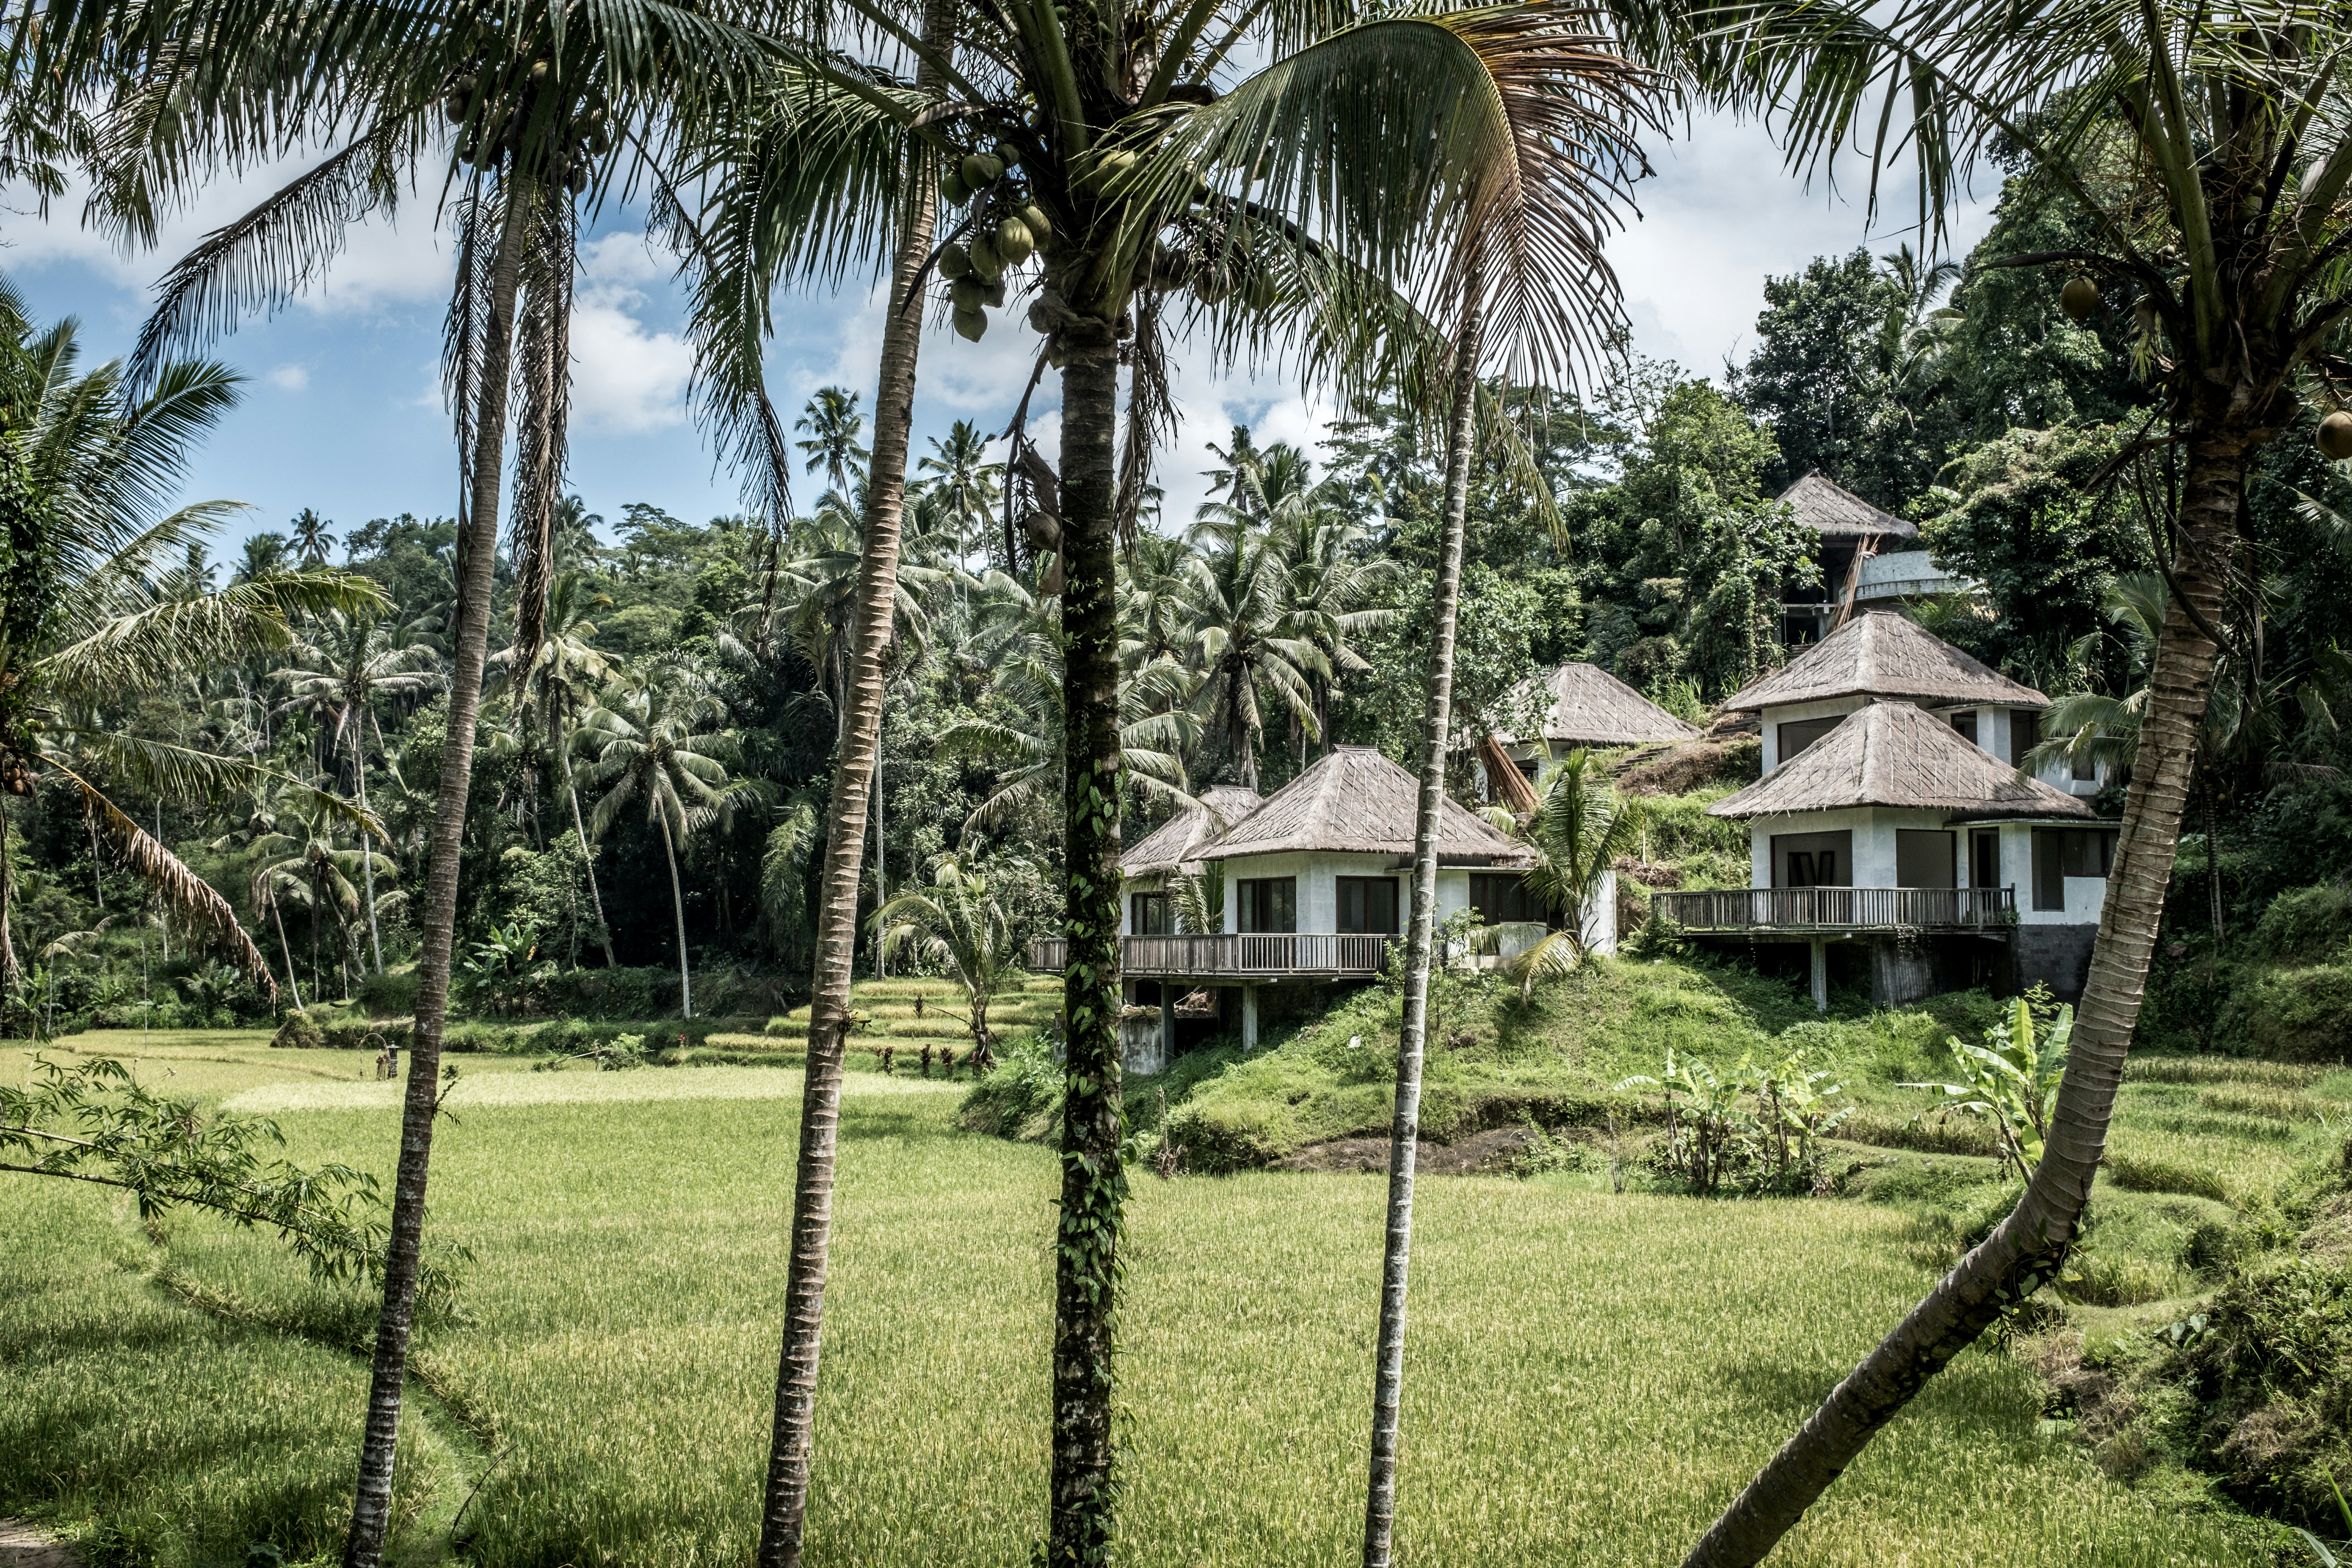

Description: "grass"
1 1030 2283 1567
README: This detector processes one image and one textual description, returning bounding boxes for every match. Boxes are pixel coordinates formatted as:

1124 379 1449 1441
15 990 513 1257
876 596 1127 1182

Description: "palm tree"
1679 4 2352 1562
917 419 1004 569
33 13 798 1551
578 661 748 1019
873 855 1021 1069
1275 485 1399 763
290 507 337 566
701 5 1660 1556
494 570 620 965
249 794 385 1002
0 283 379 998
794 387 869 498
274 610 440 972
1184 505 1326 789
1490 749 1641 998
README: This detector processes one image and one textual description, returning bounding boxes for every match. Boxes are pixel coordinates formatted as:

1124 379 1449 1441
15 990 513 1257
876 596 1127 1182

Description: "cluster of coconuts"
2062 276 2352 462
936 142 1053 341
444 55 610 191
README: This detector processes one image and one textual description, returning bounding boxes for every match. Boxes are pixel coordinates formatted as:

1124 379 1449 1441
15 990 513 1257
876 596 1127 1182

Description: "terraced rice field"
2 1031 2277 1568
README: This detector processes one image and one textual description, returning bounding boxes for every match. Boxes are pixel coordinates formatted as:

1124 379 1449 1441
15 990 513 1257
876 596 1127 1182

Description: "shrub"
2216 962 2352 1062
358 970 419 1018
2249 882 2352 963
958 1035 1062 1140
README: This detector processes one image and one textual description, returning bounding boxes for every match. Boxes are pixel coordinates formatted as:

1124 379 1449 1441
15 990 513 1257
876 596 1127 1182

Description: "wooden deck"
1026 932 1392 979
1653 886 2015 935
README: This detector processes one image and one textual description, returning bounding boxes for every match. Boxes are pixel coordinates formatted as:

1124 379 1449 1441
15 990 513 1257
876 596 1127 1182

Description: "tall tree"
1682 3 2352 1562
794 387 870 499
579 659 746 1019
751 9 953 1561
495 569 621 965
274 609 440 972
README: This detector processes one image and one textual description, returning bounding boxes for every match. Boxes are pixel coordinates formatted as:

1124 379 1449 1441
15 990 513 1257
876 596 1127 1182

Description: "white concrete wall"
2001 822 2112 926
1759 697 1867 773
1209 853 1497 941
1116 871 1168 936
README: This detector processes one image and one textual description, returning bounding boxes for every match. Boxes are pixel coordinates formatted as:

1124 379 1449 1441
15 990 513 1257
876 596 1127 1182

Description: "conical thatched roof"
1200 747 1532 866
1493 662 1704 748
1120 784 1263 877
1722 610 2049 713
1707 702 2096 822
1780 472 1918 540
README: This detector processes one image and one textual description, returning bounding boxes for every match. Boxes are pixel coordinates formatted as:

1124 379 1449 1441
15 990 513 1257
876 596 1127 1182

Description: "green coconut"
2320 410 2352 462
1243 268 1277 312
968 233 1005 283
938 242 972 281
995 140 1022 169
996 216 1035 266
1086 149 1137 193
2060 277 2100 321
951 277 986 312
959 152 1004 190
953 307 989 343
1018 203 1054 252
940 169 970 207
982 278 1007 308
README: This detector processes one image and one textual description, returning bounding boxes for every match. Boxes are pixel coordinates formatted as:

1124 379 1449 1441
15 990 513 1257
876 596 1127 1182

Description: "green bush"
958 1035 1062 1140
2249 882 2352 962
2216 962 2352 1062
358 970 420 1018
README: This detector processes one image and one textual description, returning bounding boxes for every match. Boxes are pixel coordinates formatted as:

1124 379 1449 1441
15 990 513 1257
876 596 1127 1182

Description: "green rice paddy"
4 1025 2292 1568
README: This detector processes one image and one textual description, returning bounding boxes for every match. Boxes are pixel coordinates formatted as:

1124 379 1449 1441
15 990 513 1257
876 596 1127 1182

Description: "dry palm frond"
48 759 277 996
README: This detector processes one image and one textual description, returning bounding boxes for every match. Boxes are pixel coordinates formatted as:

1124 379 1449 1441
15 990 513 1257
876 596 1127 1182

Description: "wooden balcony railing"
1025 932 1394 978
1653 886 2016 933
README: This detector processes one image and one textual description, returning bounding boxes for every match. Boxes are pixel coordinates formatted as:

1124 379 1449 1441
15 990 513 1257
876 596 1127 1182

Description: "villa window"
1949 711 1978 745
2033 828 2118 910
1776 716 1843 764
2011 711 2042 767
1468 873 1536 924
1771 829 1852 888
1130 891 1170 935
1236 877 1297 934
1336 877 1400 934
1896 829 1956 889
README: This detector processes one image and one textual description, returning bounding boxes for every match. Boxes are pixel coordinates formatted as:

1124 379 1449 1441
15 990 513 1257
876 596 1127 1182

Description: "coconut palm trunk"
1045 310 1127 1567
567 773 619 967
343 181 534 1568
268 891 305 1011
755 10 949 1561
1680 443 2239 1568
348 720 383 974
1361 299 1480 1568
0 801 18 993
660 811 694 1019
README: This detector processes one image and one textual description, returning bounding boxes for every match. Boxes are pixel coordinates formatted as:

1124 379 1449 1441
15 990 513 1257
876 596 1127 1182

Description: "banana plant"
1904 993 2074 1182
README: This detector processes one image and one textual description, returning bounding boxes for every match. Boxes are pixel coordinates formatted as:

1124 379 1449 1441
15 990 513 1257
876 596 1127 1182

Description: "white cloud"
5 152 453 322
568 233 695 434
266 363 310 392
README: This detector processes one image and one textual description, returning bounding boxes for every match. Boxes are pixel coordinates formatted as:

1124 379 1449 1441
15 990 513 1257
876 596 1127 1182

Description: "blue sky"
2 110 1997 551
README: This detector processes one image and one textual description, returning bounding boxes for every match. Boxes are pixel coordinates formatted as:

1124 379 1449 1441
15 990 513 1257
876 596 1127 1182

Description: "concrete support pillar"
1809 938 1829 1013
1159 987 1175 1064
1241 984 1260 1051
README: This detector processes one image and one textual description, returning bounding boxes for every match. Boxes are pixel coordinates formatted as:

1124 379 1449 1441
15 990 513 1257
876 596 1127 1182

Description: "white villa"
1489 662 1704 772
1653 612 2118 1007
1036 746 1607 1072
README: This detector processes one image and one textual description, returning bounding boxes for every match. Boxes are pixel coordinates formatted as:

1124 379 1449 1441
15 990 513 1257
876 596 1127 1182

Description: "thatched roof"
1200 747 1533 866
1494 662 1704 748
1707 702 2096 822
1780 472 1918 541
1722 610 2049 713
1120 785 1262 877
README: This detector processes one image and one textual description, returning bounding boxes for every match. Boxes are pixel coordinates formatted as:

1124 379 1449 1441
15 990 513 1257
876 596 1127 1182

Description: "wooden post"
1809 939 1829 1013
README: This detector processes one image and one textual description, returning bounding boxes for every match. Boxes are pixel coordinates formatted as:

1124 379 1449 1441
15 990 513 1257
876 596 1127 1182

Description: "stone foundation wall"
2013 924 2098 1002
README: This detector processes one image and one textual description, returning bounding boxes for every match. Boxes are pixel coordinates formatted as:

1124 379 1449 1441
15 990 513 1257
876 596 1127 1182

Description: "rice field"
1 1033 2279 1568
